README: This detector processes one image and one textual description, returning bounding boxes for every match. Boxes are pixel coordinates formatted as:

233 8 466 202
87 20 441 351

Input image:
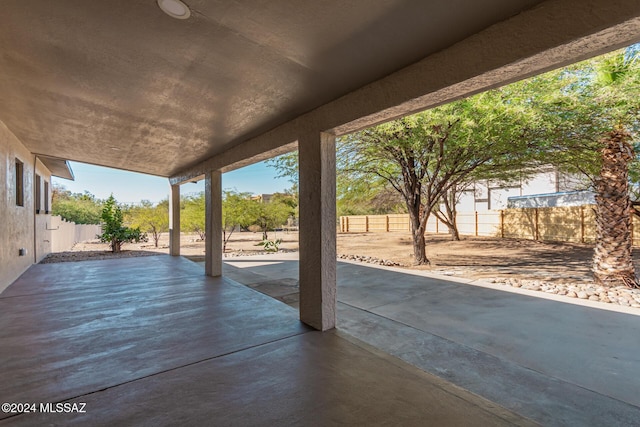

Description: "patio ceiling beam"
170 0 640 185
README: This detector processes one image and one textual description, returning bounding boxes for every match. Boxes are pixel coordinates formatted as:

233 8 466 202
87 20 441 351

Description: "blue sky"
51 161 292 204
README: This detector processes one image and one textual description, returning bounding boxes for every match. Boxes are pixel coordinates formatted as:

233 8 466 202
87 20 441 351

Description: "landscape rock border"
338 254 403 267
223 249 297 258
489 277 640 308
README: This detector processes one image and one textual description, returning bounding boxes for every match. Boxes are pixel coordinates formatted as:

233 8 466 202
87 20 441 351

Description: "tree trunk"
434 188 461 241
444 189 461 241
446 222 460 241
223 227 234 252
408 206 429 265
434 210 460 241
112 238 122 253
223 230 227 252
592 129 638 288
412 229 428 264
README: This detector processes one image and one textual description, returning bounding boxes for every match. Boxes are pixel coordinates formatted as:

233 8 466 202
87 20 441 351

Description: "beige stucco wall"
0 119 52 293
34 158 52 263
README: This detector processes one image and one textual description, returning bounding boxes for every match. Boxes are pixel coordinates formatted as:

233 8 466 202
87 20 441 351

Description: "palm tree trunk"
592 128 638 288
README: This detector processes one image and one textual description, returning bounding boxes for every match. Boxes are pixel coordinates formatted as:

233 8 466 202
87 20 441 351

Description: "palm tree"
521 46 640 287
592 128 637 287
591 50 639 288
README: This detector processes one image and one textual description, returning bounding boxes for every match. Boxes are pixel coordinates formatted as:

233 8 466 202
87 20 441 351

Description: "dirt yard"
337 232 603 282
43 230 606 283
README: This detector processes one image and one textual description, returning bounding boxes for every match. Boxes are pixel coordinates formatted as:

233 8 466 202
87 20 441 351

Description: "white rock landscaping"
489 277 640 308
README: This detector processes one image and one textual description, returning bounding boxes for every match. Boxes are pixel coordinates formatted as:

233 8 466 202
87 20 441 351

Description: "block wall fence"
50 216 102 253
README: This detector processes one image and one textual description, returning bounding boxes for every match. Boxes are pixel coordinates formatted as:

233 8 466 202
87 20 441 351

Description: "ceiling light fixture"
157 0 191 20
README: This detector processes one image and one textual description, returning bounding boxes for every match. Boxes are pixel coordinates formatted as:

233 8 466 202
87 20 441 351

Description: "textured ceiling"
0 0 544 177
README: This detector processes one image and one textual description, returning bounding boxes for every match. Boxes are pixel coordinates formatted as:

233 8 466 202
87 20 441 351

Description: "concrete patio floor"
0 255 535 426
220 253 640 427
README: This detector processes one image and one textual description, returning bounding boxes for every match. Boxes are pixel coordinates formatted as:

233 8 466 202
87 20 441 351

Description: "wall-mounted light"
157 0 191 20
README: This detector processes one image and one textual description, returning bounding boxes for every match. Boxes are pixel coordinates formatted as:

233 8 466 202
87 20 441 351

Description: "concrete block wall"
50 216 76 253
75 223 102 246
50 216 101 253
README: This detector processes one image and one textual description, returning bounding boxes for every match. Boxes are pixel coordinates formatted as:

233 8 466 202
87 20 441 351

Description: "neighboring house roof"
508 190 596 208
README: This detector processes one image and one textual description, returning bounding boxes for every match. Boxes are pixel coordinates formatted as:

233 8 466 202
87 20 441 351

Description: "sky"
51 161 293 204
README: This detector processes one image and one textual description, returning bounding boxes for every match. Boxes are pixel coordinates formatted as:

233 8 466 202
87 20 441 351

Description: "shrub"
98 195 147 252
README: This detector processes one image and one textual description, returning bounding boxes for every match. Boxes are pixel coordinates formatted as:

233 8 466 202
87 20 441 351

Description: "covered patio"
2 0 640 424
2 0 640 331
0 256 533 425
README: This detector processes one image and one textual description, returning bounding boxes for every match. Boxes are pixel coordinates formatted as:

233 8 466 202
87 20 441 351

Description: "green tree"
181 193 206 240
52 185 103 224
98 195 147 252
254 198 293 240
222 191 258 251
342 90 534 265
270 192 298 218
179 191 292 248
266 150 404 217
127 200 169 248
335 152 405 216
266 152 298 188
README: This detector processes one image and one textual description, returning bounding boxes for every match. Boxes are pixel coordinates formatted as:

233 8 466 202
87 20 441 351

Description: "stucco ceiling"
0 0 546 177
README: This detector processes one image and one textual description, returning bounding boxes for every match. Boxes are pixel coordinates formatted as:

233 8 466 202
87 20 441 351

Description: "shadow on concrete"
219 255 640 427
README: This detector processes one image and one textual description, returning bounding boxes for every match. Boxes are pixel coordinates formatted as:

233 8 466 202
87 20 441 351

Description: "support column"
205 170 223 277
298 132 336 331
169 183 181 256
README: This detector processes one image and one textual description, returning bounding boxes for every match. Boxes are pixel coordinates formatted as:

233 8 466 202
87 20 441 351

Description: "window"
15 159 24 207
44 181 49 213
35 174 41 213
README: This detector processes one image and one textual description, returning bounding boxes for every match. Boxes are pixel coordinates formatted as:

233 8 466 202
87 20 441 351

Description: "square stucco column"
205 170 223 277
169 183 180 256
298 132 336 331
